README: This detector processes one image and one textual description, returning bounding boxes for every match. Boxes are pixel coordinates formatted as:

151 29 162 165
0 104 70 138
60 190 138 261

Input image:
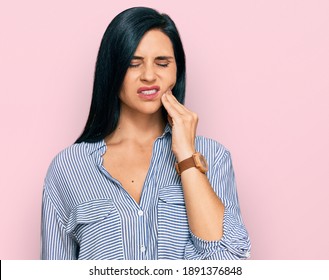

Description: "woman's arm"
161 91 224 240
161 92 250 259
180 163 225 240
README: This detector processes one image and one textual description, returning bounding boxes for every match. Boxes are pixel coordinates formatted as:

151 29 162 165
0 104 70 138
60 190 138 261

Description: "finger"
161 93 182 119
166 90 186 108
164 91 189 115
162 92 197 120
167 114 173 126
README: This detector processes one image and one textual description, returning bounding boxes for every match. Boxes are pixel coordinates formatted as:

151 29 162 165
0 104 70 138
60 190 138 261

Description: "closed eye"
157 63 169 67
155 58 171 68
129 57 143 68
129 63 140 68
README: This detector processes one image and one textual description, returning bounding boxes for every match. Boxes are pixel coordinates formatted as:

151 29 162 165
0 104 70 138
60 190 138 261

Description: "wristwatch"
175 152 208 175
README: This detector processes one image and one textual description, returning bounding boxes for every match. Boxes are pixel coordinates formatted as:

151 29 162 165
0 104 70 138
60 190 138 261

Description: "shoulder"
195 135 231 165
45 141 104 183
50 142 90 168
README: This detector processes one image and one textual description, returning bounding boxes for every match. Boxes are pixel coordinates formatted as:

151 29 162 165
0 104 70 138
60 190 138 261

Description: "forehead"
134 29 174 57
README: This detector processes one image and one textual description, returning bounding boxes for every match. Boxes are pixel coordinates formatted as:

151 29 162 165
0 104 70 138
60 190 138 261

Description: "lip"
137 85 160 93
137 85 161 100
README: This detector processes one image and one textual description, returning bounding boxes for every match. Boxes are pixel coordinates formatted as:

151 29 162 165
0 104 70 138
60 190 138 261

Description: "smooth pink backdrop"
1 0 328 259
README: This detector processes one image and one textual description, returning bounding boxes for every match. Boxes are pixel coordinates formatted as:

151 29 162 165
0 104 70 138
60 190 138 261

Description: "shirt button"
138 210 144 216
141 245 146 253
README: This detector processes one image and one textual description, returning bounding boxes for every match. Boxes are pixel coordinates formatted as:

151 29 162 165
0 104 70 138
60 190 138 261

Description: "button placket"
137 207 147 258
137 137 163 259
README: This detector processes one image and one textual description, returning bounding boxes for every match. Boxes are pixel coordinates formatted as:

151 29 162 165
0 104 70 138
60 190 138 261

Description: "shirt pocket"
66 199 124 260
158 184 190 259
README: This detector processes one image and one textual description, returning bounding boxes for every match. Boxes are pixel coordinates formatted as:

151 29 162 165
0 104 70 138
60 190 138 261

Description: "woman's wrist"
175 149 195 163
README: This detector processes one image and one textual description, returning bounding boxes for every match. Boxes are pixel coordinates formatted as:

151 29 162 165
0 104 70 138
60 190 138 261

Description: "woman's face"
119 29 177 117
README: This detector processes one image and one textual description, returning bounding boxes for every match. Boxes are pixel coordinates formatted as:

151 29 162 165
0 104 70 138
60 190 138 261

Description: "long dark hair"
75 7 186 143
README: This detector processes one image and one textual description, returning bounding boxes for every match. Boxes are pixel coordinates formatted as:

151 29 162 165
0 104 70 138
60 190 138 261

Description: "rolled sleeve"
184 148 251 260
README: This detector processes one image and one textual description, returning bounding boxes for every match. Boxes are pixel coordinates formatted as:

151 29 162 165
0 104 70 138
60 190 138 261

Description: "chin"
137 103 163 115
140 107 163 116
121 99 163 117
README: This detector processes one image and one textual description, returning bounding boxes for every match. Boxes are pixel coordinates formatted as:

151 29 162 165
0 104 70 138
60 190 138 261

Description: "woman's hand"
161 90 198 162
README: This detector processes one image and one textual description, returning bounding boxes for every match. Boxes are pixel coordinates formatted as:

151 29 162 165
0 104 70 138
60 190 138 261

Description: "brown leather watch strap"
175 156 195 175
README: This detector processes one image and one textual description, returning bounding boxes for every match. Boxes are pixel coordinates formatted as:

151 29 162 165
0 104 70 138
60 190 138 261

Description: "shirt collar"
87 140 106 156
161 123 172 137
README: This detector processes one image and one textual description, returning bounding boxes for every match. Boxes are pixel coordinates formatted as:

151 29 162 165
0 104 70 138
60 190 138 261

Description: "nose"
140 63 156 82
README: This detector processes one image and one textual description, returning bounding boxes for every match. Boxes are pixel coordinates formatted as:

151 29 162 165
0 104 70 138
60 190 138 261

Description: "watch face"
194 153 208 173
200 155 208 169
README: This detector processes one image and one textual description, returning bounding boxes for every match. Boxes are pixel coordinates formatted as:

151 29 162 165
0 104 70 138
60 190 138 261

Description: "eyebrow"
132 56 174 60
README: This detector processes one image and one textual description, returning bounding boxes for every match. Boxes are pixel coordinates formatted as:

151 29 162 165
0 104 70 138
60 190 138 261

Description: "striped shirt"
41 125 251 260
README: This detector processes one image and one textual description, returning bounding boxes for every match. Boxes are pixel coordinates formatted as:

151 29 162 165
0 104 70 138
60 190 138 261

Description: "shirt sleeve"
41 183 78 260
184 149 251 260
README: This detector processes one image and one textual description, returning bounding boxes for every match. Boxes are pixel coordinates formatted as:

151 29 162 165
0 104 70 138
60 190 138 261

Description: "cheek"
165 68 177 87
119 82 132 101
120 73 135 96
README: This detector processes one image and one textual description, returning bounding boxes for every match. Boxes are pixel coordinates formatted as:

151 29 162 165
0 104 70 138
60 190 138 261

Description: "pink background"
1 0 328 260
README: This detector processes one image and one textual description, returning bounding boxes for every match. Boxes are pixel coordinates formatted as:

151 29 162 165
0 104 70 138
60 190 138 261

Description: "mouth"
137 86 161 99
140 89 159 96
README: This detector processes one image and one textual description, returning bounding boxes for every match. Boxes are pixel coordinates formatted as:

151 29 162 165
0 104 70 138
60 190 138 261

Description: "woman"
41 7 250 260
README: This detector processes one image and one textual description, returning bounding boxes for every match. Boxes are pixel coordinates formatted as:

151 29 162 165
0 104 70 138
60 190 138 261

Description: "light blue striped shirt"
41 125 251 260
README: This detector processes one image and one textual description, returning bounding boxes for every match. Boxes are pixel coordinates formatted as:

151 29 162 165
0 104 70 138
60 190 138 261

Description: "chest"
102 145 153 204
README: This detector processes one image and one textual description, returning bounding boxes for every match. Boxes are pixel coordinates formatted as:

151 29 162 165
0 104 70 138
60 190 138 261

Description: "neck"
106 107 166 145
